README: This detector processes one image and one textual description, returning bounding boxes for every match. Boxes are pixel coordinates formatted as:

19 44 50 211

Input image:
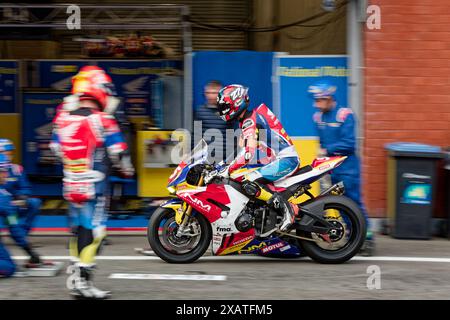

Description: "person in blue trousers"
0 139 41 236
308 81 374 256
0 153 44 278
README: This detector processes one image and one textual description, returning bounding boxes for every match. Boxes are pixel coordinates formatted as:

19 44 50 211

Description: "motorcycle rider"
206 84 300 234
0 139 41 237
50 65 134 299
308 80 374 256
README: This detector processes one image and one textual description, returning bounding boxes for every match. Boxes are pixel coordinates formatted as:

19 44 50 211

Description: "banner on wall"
34 61 86 90
0 60 19 113
22 91 138 197
35 60 182 122
275 55 349 137
22 91 65 178
100 61 154 118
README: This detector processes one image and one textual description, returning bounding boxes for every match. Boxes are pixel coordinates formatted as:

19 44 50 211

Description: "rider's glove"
218 167 229 179
204 166 229 184
215 161 226 171
120 165 135 179
204 170 218 185
111 151 135 178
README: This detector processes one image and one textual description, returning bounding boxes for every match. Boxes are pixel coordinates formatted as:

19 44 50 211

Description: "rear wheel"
297 195 366 264
147 206 212 263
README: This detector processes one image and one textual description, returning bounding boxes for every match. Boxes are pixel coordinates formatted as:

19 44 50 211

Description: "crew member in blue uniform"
308 81 374 256
0 139 41 236
0 153 44 277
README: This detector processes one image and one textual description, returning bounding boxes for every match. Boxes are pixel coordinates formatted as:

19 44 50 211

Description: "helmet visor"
217 102 231 117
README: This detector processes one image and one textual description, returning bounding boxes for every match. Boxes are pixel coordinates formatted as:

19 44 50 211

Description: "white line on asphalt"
109 273 227 281
134 247 155 255
352 256 450 263
11 255 450 263
12 256 157 260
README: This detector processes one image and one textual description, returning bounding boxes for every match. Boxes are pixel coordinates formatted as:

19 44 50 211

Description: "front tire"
147 206 212 263
298 195 366 264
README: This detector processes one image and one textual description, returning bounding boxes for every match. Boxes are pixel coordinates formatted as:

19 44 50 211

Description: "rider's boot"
242 180 297 235
268 193 296 232
68 264 111 300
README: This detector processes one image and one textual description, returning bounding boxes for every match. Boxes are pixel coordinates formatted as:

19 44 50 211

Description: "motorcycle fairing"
214 232 302 257
167 160 191 189
238 237 301 256
214 229 256 256
178 183 249 226
229 165 261 182
274 156 346 188
160 197 183 211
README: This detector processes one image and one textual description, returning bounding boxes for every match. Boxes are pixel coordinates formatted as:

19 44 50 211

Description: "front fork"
176 205 194 237
175 176 205 237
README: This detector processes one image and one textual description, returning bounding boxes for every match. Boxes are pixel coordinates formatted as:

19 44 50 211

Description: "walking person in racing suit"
50 66 134 299
0 139 41 237
206 84 300 234
0 153 48 277
308 81 374 256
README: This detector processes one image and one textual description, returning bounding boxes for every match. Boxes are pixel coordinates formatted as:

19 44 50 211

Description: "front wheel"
147 206 212 263
297 195 367 264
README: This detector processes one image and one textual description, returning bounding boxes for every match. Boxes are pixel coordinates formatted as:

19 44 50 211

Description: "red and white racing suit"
229 103 300 183
50 103 133 265
225 103 300 232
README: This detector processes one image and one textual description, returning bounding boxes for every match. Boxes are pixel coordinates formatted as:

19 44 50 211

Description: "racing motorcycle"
147 139 366 264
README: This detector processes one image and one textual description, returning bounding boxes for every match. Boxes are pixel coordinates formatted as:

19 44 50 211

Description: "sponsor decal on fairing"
261 242 285 254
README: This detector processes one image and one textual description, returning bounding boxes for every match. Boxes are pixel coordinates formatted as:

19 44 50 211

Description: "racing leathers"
50 102 133 280
227 104 300 232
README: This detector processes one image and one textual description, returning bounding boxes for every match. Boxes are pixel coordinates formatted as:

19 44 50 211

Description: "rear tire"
147 207 212 263
298 195 366 264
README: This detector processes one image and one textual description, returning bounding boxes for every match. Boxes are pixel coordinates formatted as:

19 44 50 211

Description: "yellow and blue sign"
0 114 21 163
35 60 182 125
0 60 19 113
34 60 86 90
276 55 349 137
22 91 65 196
137 130 187 197
276 55 349 196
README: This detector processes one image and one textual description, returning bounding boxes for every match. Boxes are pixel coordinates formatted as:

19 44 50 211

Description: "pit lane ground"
2 234 450 300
